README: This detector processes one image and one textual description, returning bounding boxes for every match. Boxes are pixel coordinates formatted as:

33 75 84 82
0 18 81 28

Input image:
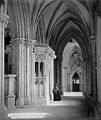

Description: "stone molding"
35 46 56 61
11 38 25 45
35 77 45 85
88 48 96 55
12 38 37 46
0 14 9 28
24 39 37 46
35 47 46 62
5 44 12 54
46 46 56 59
63 66 67 69
88 49 92 54
90 36 96 41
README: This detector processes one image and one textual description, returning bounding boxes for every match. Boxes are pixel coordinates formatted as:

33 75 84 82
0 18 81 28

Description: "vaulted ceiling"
6 0 97 60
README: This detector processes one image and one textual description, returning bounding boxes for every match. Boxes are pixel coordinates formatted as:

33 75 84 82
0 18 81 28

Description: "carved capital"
5 44 12 54
90 36 96 41
0 14 9 28
46 46 56 59
63 67 67 69
11 38 25 45
35 51 46 62
24 39 37 46
12 39 37 46
30 40 37 46
35 46 56 61
88 49 92 54
35 47 47 61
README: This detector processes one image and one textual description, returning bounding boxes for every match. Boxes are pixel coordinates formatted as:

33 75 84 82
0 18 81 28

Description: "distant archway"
72 72 80 92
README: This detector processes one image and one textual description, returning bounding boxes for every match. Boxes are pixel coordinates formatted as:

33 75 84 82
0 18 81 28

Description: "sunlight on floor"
47 101 81 106
47 92 83 106
64 92 83 96
8 113 48 119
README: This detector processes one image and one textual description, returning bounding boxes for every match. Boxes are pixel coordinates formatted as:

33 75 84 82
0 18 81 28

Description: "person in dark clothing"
53 84 61 101
87 94 94 117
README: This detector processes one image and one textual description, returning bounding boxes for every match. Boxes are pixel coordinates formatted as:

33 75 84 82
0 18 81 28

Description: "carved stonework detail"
5 44 12 54
46 46 56 59
35 77 44 85
35 47 46 62
12 39 37 47
24 39 37 46
11 38 25 45
35 53 46 62
0 14 9 28
35 46 56 61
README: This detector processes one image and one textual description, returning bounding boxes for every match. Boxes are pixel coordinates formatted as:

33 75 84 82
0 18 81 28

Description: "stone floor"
7 93 97 120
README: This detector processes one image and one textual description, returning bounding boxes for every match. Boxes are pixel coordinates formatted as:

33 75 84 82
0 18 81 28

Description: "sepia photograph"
0 0 101 120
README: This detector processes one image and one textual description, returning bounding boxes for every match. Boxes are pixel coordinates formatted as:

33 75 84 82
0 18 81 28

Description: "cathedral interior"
0 0 101 119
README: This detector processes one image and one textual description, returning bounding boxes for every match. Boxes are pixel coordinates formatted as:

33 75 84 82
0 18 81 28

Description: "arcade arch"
62 39 85 94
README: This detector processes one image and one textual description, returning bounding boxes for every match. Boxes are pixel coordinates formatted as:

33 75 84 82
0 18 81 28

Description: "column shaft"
0 13 9 120
26 44 30 97
90 36 97 97
14 38 25 106
24 41 31 105
0 23 4 105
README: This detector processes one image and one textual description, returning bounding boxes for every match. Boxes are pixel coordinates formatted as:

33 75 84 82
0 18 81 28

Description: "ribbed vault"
6 0 96 46
5 0 97 93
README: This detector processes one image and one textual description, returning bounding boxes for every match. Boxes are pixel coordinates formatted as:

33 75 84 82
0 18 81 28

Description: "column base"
0 105 8 120
32 97 46 106
16 97 24 106
7 95 15 108
95 103 101 119
50 93 53 101
24 97 31 106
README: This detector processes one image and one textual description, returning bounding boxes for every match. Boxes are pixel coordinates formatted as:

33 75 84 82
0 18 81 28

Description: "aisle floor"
8 93 96 120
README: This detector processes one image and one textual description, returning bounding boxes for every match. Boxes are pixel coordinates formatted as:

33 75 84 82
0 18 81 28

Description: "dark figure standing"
87 94 94 117
53 84 61 101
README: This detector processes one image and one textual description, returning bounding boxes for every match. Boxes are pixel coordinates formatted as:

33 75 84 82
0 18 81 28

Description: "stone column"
7 75 16 107
23 39 37 105
51 53 56 101
62 68 65 94
0 14 9 120
43 62 46 97
24 40 31 105
65 67 68 92
79 72 82 91
30 40 36 104
90 36 97 98
38 62 41 77
83 62 86 92
70 70 72 92
45 46 56 103
86 58 91 94
12 42 16 74
63 67 67 92
44 59 47 99
12 38 25 106
38 62 41 97
96 16 101 104
67 69 70 92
